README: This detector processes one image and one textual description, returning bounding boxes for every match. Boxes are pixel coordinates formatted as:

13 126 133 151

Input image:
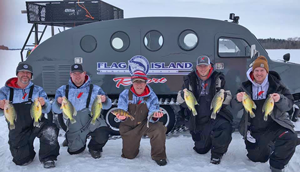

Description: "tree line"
258 37 300 49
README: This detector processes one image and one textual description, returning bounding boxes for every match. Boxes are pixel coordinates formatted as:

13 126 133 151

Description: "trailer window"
111 31 130 52
218 37 250 58
178 30 198 51
144 30 164 51
80 35 97 53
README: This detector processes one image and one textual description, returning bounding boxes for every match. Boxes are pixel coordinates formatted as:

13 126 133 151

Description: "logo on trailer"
97 55 193 88
128 55 150 75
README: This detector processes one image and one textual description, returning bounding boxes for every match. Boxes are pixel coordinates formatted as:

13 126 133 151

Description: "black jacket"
231 71 294 138
178 70 233 131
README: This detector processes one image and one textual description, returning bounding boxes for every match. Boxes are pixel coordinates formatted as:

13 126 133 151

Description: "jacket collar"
5 77 33 89
130 85 151 97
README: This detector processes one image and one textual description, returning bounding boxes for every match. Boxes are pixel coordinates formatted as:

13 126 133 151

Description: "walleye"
60 96 77 124
91 95 103 125
111 109 135 121
210 89 225 119
4 100 17 130
30 98 43 127
242 93 256 118
183 88 198 116
262 94 274 121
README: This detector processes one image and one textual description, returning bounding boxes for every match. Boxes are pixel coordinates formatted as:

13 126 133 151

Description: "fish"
183 88 198 116
60 96 77 124
111 109 135 121
4 100 17 130
91 95 103 125
242 92 256 118
210 89 225 119
30 98 43 127
262 94 275 121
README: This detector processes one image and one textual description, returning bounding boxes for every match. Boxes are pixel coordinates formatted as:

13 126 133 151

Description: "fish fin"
90 119 96 125
70 118 76 124
195 100 199 105
10 124 15 130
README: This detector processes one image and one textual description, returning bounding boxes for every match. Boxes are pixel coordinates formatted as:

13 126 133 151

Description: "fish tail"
10 124 15 130
264 115 268 121
70 118 76 124
211 112 216 119
34 121 41 128
249 111 255 118
192 109 197 116
90 119 96 125
130 116 135 121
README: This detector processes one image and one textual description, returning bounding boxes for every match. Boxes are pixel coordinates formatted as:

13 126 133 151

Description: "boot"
43 160 55 169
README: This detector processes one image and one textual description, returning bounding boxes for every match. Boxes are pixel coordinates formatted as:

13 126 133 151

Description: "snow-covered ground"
0 119 299 172
0 49 299 172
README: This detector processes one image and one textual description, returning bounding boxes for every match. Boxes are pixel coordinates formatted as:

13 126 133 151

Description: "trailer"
21 1 300 134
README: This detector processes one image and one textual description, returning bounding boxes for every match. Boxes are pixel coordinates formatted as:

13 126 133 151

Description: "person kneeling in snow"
52 64 112 159
231 56 298 172
0 62 59 168
115 70 167 166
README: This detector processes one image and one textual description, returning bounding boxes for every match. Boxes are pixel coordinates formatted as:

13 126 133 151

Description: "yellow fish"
60 96 77 124
210 89 225 119
91 95 103 125
242 93 256 118
111 109 135 121
183 88 198 116
262 94 274 121
30 98 43 127
4 100 17 130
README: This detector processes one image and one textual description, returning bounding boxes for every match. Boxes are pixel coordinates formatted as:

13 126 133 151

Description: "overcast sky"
0 0 299 48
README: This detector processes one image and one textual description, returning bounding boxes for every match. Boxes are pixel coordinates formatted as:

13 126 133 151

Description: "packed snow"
0 49 299 172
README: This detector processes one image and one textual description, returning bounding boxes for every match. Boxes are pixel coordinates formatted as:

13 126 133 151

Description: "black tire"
159 105 176 134
104 107 121 135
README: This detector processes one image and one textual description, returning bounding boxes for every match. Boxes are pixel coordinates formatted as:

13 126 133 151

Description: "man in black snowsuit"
0 62 60 168
177 55 233 164
231 56 298 172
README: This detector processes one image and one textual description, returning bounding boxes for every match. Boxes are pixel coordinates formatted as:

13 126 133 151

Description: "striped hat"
131 70 148 82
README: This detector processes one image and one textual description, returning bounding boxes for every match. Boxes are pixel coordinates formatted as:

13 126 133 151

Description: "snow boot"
210 155 222 165
43 160 55 169
270 166 284 172
89 149 102 159
154 159 167 166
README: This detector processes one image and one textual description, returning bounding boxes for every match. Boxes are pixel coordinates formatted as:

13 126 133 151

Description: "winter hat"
16 62 33 75
252 56 269 73
131 70 148 82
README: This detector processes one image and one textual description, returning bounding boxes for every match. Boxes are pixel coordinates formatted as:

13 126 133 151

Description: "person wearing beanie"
0 62 60 168
52 63 112 159
177 55 233 165
115 70 167 166
232 55 298 172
